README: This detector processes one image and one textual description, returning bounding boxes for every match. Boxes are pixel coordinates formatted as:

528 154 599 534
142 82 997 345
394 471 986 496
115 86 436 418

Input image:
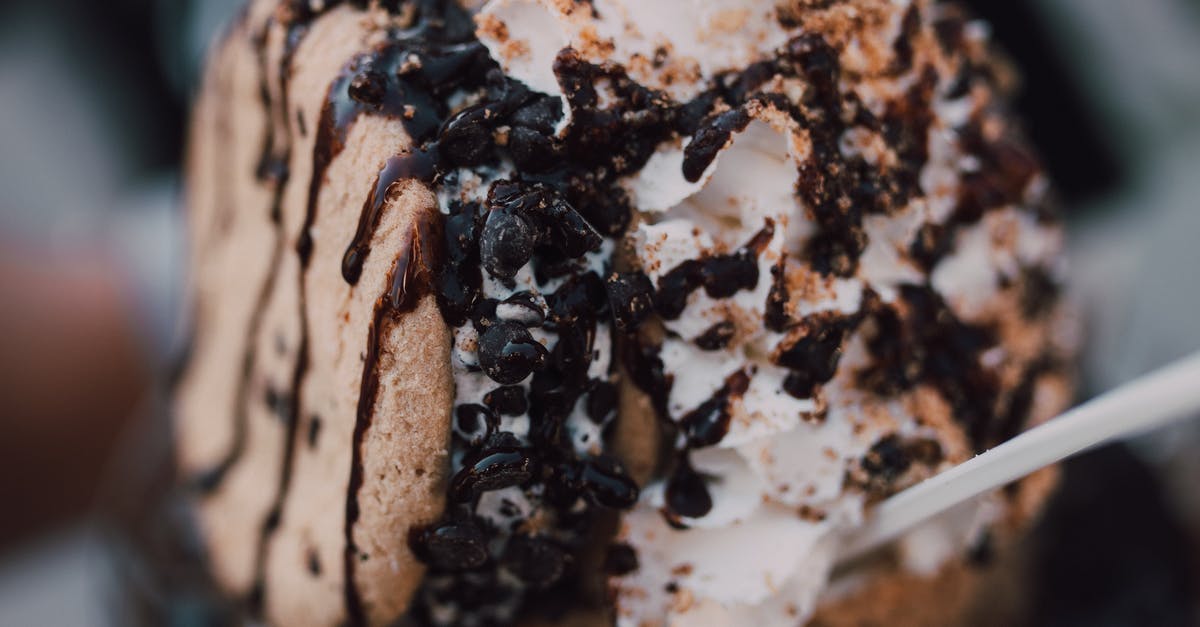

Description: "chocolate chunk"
479 208 536 280
412 520 490 571
455 404 497 444
569 180 632 237
606 272 655 333
654 260 703 320
682 108 751 182
436 266 482 328
603 543 639 576
484 385 529 417
502 535 569 588
700 249 758 296
550 323 595 389
508 125 559 172
537 198 603 259
450 446 538 501
478 322 547 384
545 271 608 329
665 462 712 520
439 105 496 167
680 397 731 448
694 321 736 351
579 456 639 509
775 316 853 397
585 380 618 425
509 94 563 134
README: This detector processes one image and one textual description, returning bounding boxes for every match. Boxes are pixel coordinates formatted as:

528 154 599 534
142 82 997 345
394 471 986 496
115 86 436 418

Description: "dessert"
174 0 1076 625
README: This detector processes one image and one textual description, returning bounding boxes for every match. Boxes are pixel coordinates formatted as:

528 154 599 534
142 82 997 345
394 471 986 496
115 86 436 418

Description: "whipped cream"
472 0 1069 625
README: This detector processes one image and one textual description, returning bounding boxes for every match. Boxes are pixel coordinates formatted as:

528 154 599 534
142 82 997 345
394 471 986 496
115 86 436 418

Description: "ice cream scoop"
174 1 1076 625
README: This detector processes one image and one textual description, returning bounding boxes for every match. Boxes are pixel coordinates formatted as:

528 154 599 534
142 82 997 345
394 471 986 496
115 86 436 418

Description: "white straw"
837 350 1200 565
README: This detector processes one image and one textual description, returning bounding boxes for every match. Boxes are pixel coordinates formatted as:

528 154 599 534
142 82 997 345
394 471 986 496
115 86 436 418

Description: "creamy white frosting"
471 1 1064 625
479 0 788 104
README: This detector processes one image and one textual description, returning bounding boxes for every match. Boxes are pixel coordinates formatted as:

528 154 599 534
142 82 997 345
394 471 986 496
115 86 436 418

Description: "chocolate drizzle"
346 212 442 625
342 150 439 283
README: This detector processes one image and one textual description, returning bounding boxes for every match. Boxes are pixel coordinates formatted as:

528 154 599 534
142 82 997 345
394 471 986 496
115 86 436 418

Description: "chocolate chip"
585 380 618 425
437 265 482 327
536 197 603 259
680 398 732 449
545 272 608 329
655 260 703 320
450 446 538 501
484 385 528 416
579 456 639 509
604 543 639 576
605 272 655 333
570 181 632 237
694 321 736 350
455 404 497 444
478 322 547 384
775 316 853 397
782 371 821 399
508 125 559 172
681 108 751 182
502 534 568 588
444 201 483 264
412 520 490 571
439 105 496 167
665 460 711 519
479 209 536 279
509 94 562 134
550 323 595 385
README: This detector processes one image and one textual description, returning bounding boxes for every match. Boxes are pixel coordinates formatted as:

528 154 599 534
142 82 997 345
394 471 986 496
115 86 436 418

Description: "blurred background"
0 0 1198 624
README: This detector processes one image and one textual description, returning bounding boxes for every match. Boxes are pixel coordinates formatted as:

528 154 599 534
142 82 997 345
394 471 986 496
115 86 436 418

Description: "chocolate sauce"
346 211 442 624
665 456 713 520
681 108 752 182
342 149 439 284
654 222 775 320
693 321 736 351
775 313 858 399
680 369 752 448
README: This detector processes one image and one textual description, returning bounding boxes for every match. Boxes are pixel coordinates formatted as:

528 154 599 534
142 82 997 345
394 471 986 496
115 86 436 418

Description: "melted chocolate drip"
664 456 713 521
654 221 775 320
680 369 752 448
342 149 439 284
346 211 443 624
